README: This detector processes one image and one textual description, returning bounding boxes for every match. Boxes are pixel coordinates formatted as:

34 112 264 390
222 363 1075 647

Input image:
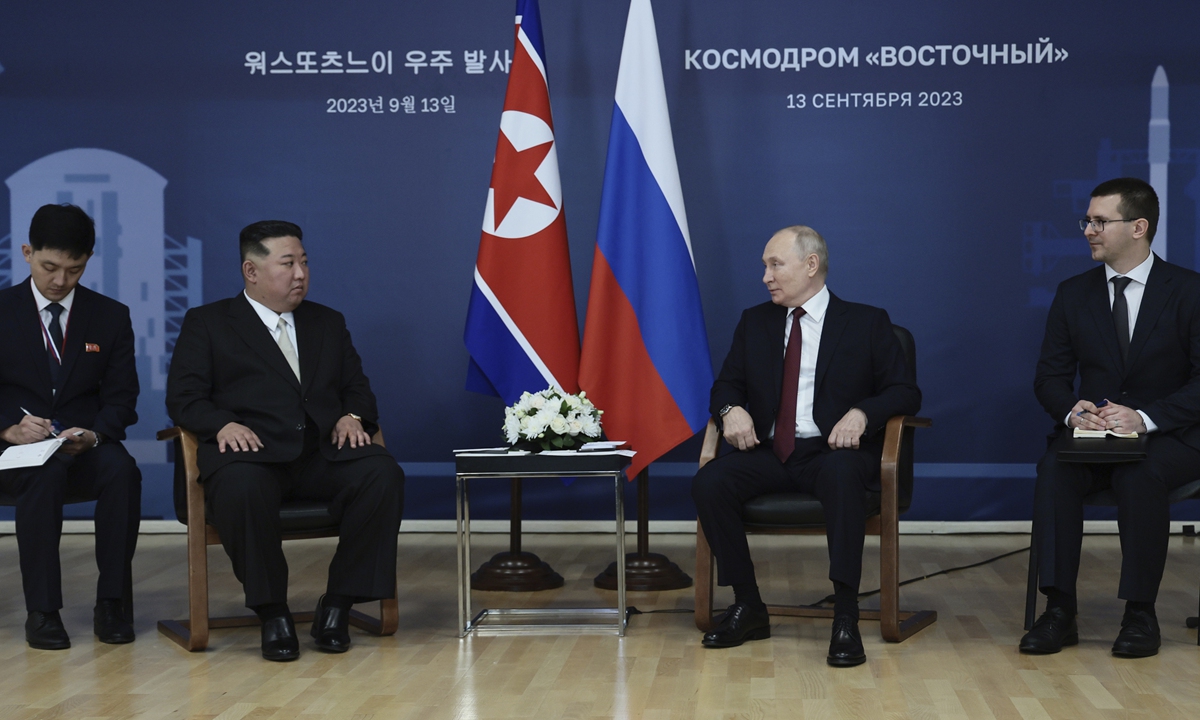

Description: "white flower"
567 419 583 435
549 416 569 435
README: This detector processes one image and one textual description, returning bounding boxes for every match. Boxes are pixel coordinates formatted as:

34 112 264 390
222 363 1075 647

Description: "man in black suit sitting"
0 204 141 650
1022 178 1200 658
692 226 920 667
166 220 404 661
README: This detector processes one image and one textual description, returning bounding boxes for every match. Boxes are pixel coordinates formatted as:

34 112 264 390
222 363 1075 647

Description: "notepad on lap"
1073 428 1138 439
0 437 67 470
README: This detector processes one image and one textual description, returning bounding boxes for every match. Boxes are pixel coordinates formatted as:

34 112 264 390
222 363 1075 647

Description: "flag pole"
593 468 692 590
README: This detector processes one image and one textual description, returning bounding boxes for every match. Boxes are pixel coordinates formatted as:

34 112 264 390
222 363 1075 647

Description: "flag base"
593 552 692 591
471 551 565 592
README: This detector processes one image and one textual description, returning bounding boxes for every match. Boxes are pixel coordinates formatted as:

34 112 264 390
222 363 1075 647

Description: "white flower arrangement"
503 387 603 451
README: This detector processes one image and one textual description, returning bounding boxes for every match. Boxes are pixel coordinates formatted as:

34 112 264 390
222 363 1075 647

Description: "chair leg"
157 522 211 651
347 579 400 636
694 519 715 632
1024 525 1040 631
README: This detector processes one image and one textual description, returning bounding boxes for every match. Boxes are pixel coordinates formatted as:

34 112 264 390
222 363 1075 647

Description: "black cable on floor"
626 544 1032 615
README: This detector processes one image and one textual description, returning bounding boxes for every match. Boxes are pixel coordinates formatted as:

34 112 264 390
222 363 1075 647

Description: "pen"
1077 399 1109 417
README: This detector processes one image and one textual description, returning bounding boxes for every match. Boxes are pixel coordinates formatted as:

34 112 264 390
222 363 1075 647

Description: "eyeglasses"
1079 217 1136 232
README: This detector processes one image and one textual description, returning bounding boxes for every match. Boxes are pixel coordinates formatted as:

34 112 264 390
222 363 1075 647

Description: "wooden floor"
0 531 1198 719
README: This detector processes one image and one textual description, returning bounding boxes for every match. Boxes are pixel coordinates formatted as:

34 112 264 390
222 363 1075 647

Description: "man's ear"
243 258 258 284
21 244 33 264
807 253 821 277
1132 218 1150 241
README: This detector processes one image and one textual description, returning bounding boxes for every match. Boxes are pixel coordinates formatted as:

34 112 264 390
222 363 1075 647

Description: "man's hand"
1 414 54 445
333 415 371 449
828 408 867 450
217 422 263 453
1068 400 1108 431
1094 400 1147 434
56 427 95 456
720 406 759 451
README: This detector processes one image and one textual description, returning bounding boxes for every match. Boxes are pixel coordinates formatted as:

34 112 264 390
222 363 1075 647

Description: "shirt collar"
1105 252 1154 285
30 281 75 315
789 284 830 322
243 290 296 331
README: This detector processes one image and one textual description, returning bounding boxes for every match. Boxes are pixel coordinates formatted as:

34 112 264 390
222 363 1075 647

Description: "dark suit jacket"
165 293 388 480
0 278 138 447
1034 255 1200 450
709 292 921 474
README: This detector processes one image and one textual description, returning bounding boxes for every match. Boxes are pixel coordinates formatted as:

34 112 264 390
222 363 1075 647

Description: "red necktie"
773 308 805 462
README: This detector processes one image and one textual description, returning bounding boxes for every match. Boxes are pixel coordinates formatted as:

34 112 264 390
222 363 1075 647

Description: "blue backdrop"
2 0 1199 522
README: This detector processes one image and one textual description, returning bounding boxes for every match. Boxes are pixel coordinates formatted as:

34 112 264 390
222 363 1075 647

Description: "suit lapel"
1126 256 1172 370
229 294 302 391
54 287 92 397
1085 268 1125 373
293 302 322 394
814 292 848 393
768 303 787 405
17 279 55 399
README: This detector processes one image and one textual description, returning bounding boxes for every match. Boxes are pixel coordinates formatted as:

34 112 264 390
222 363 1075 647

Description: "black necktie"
1112 276 1132 363
46 302 65 384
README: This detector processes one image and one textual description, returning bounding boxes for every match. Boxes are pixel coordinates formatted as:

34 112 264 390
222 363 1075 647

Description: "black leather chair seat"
743 491 883 529
277 502 339 534
198 500 338 535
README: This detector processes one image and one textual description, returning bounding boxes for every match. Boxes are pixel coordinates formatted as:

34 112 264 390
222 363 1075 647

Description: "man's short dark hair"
1091 177 1159 242
239 220 303 261
28 204 95 258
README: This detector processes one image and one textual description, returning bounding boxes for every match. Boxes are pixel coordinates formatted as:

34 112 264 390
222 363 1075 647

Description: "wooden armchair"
694 324 935 642
156 426 399 651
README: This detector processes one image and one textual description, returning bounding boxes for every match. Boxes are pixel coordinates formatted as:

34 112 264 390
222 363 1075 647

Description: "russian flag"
579 0 712 478
465 0 580 403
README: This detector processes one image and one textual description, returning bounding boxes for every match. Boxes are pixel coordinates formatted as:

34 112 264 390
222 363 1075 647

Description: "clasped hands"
1 414 95 456
1069 399 1146 434
216 415 371 453
721 406 867 451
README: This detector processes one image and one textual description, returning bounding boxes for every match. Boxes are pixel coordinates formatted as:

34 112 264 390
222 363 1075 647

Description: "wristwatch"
719 405 735 417
345 413 363 423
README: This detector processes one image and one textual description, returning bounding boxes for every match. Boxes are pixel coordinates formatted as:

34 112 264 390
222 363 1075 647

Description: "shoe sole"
1112 646 1159 658
701 626 771 648
314 641 350 653
827 654 866 668
263 650 300 662
1018 633 1079 654
96 635 135 644
27 640 70 651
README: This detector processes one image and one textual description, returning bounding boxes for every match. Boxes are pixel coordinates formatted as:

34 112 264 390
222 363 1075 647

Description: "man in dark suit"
0 204 141 650
1022 177 1200 658
692 225 920 667
166 220 404 661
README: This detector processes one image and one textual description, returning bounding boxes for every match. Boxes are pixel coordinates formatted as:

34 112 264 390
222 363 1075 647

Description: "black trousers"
0 443 141 613
204 443 404 609
1034 431 1200 603
692 438 875 592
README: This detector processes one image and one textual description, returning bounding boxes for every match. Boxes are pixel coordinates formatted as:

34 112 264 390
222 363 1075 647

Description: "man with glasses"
1023 177 1200 657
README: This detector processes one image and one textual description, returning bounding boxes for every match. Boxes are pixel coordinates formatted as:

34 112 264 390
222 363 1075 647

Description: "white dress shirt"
30 282 75 350
244 291 298 352
770 284 829 440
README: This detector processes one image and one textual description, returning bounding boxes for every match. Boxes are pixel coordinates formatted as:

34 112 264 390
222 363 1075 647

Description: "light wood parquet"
0 531 1198 719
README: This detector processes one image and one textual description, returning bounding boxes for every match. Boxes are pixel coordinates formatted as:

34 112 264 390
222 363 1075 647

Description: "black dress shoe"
26 611 70 650
702 602 771 648
261 614 300 662
1112 608 1160 658
827 615 866 667
94 599 135 644
1019 606 1078 654
310 594 351 653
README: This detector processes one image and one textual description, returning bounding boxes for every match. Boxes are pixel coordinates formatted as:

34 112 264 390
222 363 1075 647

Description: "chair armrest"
880 415 931 506
157 427 182 441
698 418 720 469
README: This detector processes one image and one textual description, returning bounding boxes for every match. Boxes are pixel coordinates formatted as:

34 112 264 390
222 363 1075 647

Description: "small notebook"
0 437 67 470
1073 428 1138 439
